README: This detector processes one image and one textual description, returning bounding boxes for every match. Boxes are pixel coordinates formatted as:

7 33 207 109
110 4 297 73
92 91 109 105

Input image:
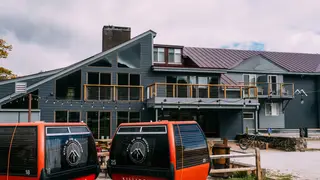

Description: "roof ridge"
184 46 320 56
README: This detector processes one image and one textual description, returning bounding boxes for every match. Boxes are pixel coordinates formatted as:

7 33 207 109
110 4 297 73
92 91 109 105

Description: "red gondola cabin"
0 122 99 180
107 120 211 180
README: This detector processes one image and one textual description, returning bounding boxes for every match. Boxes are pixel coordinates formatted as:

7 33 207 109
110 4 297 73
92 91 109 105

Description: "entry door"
243 74 256 98
268 75 278 95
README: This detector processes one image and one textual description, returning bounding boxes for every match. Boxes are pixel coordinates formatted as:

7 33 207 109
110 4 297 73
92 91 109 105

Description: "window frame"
243 112 255 120
54 110 81 123
116 111 141 127
0 126 38 176
265 103 280 116
173 123 209 170
116 73 141 101
168 48 181 64
86 72 112 101
153 47 165 63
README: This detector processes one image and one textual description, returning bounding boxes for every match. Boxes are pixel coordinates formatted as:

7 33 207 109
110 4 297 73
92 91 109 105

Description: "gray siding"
36 34 155 135
219 109 243 139
0 75 51 100
232 55 287 73
259 101 285 128
284 75 319 128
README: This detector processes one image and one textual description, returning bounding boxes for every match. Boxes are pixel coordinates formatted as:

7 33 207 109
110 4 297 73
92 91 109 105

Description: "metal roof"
183 47 320 73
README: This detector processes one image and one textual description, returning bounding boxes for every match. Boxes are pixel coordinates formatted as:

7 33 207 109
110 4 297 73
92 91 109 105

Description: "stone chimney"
102 25 131 52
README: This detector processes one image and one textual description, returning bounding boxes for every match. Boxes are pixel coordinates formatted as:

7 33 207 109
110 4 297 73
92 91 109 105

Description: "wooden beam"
210 167 256 174
255 148 262 180
210 153 255 159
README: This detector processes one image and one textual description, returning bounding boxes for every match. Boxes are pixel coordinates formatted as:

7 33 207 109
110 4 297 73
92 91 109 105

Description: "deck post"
155 108 158 122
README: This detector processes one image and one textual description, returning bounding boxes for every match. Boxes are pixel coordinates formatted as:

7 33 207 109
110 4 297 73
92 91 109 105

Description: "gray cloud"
0 14 73 49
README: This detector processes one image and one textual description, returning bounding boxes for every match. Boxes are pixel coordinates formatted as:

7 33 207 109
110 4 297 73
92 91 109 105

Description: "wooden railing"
210 148 262 180
146 83 258 99
239 82 294 97
84 84 144 101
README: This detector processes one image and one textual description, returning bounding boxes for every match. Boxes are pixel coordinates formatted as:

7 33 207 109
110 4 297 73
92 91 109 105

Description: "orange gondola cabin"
107 120 211 180
0 122 100 180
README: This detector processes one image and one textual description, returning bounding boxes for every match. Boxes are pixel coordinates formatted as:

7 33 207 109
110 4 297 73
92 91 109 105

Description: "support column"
255 105 259 133
155 108 158 122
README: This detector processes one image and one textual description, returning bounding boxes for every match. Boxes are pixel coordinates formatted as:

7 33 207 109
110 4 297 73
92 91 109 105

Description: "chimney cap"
103 25 131 31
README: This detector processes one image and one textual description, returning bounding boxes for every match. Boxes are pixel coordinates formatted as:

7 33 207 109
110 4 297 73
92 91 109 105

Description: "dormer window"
153 45 183 65
168 48 181 64
153 48 165 63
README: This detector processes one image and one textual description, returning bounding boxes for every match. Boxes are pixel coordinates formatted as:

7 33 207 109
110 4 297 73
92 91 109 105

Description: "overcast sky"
1 0 320 75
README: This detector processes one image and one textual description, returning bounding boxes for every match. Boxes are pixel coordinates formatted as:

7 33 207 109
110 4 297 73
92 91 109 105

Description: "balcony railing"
146 83 258 99
84 84 144 101
239 82 294 97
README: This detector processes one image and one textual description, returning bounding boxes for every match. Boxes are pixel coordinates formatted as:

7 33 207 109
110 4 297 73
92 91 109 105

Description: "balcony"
240 82 294 99
84 84 144 101
146 83 259 109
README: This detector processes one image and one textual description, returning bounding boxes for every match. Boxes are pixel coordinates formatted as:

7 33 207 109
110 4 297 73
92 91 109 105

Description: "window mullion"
67 111 69 123
98 73 101 101
98 111 100 139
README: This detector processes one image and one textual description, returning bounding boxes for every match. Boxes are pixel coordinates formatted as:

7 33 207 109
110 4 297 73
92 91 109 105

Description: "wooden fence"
210 148 262 180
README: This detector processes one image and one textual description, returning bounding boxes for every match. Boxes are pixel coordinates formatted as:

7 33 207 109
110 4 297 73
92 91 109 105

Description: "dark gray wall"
219 109 243 139
0 75 51 100
284 75 319 128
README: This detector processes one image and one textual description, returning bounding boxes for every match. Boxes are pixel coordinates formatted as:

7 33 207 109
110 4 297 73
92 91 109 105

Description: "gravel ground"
231 141 320 180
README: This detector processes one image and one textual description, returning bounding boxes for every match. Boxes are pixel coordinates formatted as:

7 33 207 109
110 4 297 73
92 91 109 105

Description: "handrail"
146 83 258 99
84 84 144 101
210 148 262 180
237 82 294 97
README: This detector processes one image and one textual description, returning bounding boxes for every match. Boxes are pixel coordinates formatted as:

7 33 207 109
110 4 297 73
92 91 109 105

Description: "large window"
56 70 81 100
165 76 218 98
173 124 209 169
86 72 111 100
117 111 141 127
117 73 141 101
0 126 38 176
86 111 111 139
265 103 280 116
55 111 80 123
118 43 141 68
45 130 97 176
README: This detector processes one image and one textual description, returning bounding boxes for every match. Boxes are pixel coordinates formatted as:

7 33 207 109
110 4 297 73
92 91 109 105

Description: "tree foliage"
0 39 12 59
0 39 16 80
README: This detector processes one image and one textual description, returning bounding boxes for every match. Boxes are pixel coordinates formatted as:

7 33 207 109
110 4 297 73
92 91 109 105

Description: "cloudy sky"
1 0 320 75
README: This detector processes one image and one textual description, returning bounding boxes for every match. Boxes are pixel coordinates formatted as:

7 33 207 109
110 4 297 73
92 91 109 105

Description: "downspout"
255 105 259 133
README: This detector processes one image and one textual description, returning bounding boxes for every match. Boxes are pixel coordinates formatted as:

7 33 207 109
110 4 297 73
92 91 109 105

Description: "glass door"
268 75 279 95
243 74 256 98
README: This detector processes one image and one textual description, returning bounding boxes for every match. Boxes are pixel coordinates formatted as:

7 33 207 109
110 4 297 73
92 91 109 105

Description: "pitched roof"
0 30 156 104
0 68 63 85
183 47 320 73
